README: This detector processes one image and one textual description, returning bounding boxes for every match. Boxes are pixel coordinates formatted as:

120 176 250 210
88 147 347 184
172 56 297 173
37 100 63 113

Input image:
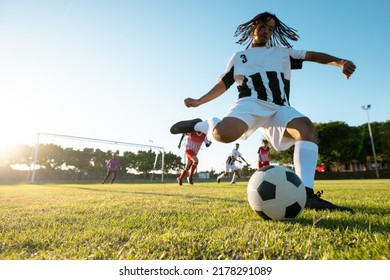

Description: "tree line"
0 121 388 182
1 145 182 177
271 121 389 172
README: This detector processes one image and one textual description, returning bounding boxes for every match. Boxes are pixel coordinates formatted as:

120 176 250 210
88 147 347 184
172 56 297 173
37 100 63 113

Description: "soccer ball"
247 165 306 221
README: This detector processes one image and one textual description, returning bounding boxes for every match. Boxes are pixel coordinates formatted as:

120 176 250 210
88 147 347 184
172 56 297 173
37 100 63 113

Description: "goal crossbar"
30 133 165 183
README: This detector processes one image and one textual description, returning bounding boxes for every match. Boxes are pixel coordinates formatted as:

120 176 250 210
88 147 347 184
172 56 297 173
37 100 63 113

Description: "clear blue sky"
1 0 389 172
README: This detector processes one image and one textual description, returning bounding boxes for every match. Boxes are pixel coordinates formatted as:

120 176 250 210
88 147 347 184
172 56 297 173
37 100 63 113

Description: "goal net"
30 133 165 183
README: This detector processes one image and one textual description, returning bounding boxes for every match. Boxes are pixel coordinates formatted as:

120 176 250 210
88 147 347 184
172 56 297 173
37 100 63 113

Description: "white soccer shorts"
224 97 306 151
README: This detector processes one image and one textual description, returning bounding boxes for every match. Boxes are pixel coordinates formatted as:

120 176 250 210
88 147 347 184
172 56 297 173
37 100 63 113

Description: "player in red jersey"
257 139 270 169
177 132 212 185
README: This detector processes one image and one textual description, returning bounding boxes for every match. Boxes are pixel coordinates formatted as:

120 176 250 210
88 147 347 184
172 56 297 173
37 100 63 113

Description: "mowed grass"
0 179 389 260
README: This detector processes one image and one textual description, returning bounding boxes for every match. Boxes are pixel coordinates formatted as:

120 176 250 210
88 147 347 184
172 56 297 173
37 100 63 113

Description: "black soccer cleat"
170 118 202 134
187 177 193 185
305 188 354 213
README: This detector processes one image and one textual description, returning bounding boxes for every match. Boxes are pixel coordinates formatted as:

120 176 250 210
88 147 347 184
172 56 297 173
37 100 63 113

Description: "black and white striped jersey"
226 156 235 165
219 47 306 106
226 149 242 165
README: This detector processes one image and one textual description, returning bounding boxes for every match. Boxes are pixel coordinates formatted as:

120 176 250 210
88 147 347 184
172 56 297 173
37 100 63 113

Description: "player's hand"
342 60 356 79
184 98 200 108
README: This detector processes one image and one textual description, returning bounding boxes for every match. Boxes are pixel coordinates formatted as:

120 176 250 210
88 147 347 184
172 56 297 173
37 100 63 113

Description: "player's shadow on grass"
68 187 247 204
69 186 135 194
295 208 390 234
132 191 248 204
65 187 389 233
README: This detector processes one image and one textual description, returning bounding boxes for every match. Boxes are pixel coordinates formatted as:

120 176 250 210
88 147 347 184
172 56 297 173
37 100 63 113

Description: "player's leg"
171 97 269 144
111 171 117 184
285 117 319 191
285 117 353 212
230 166 239 184
217 167 229 183
101 171 110 184
170 118 203 134
210 117 248 143
187 155 199 184
236 167 241 178
177 160 191 186
171 117 248 144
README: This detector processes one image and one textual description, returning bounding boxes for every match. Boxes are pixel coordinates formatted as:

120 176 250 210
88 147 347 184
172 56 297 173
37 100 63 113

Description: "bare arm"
305 51 356 79
240 156 249 165
184 80 227 108
204 136 212 147
178 134 185 149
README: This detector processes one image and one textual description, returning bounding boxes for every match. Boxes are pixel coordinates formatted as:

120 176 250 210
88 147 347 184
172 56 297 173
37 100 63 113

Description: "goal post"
30 133 165 183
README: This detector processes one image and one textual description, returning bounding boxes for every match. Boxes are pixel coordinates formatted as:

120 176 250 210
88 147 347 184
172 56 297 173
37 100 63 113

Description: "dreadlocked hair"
234 12 299 48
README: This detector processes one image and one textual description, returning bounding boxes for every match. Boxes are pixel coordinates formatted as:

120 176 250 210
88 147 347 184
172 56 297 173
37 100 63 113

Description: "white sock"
217 173 224 180
231 173 236 183
293 141 318 189
194 117 220 138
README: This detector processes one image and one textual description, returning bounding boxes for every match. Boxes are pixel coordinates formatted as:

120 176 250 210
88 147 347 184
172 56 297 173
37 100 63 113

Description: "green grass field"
0 179 389 260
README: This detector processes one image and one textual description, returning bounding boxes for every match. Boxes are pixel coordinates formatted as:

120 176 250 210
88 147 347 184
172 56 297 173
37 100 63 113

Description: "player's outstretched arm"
178 134 185 149
205 137 212 147
184 80 227 108
305 51 356 79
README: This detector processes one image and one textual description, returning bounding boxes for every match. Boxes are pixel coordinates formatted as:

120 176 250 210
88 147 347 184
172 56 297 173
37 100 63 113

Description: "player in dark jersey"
101 154 121 184
170 12 355 212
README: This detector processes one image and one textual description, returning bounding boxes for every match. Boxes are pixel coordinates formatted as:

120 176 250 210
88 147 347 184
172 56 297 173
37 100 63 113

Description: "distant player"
257 139 270 169
177 132 211 185
217 143 248 184
170 12 355 212
101 153 121 184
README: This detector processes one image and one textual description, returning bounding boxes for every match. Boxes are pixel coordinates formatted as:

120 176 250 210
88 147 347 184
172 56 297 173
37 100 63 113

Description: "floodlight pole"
361 105 379 179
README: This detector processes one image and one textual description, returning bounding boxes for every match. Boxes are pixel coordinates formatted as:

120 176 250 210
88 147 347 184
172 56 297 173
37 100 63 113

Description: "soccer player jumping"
170 12 356 212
